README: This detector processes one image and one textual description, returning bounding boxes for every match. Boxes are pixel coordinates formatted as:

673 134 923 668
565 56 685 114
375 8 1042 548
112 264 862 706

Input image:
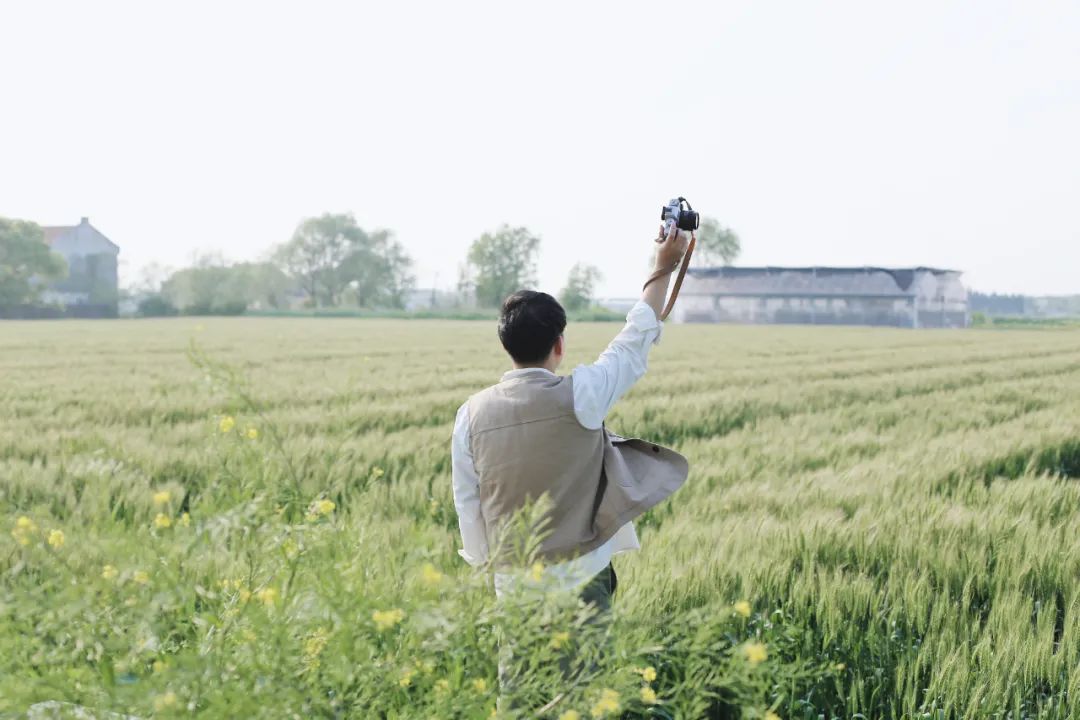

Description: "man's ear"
554 334 565 358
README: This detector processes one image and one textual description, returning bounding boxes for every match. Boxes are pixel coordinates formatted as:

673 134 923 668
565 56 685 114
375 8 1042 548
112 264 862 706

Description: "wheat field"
3 318 1080 719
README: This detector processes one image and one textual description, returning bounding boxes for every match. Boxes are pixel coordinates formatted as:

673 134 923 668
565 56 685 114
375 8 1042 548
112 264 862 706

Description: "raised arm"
571 225 690 430
643 224 691 321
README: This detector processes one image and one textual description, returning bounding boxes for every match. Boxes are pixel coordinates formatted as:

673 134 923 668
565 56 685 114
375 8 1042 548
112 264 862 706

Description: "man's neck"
511 363 557 374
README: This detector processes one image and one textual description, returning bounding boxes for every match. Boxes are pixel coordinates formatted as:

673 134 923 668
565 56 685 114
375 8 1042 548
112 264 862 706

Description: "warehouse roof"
684 266 961 297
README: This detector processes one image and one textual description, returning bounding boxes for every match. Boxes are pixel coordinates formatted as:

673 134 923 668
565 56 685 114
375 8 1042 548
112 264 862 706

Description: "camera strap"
642 231 696 321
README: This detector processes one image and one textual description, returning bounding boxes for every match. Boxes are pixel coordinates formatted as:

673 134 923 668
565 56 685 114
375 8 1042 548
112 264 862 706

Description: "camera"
660 197 700 234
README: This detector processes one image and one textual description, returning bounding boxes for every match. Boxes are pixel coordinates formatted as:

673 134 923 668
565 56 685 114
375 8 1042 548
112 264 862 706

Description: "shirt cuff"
627 301 663 344
458 548 484 567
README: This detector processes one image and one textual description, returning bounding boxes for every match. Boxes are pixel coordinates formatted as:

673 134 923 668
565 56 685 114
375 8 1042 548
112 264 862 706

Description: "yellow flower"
420 563 443 587
246 426 259 440
154 513 172 529
306 498 336 520
47 529 65 549
152 490 171 507
371 466 385 479
590 688 620 717
399 668 415 687
153 691 178 711
239 588 252 602
256 587 278 607
102 564 118 580
559 711 581 720
152 659 167 674
472 678 488 693
734 600 752 618
550 631 570 650
529 561 545 582
179 512 191 527
219 416 236 434
765 713 781 720
304 627 330 659
372 608 405 631
133 570 150 585
834 662 846 671
435 678 450 693
640 686 658 704
11 517 37 546
641 666 657 682
743 642 768 666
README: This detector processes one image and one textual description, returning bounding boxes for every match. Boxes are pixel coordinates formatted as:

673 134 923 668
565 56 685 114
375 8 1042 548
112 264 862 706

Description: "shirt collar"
501 367 557 382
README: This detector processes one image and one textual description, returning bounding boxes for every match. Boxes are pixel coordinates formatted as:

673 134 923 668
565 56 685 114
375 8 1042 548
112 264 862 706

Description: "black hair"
498 290 567 364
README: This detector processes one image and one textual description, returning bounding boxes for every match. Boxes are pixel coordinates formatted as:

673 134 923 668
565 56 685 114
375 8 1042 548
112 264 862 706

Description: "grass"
3 318 1080 718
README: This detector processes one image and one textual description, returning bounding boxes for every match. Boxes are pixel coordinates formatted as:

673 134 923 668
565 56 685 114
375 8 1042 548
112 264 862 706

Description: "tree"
338 229 415 309
0 217 67 306
161 259 295 315
273 213 414 308
559 263 603 312
692 217 741 267
463 225 541 308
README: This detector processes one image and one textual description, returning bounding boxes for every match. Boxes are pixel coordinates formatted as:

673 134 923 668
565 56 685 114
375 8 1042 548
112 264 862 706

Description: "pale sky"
2 1 1078 297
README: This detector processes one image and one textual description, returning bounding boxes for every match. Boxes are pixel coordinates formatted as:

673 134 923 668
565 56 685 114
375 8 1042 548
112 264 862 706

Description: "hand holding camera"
654 197 697 269
642 196 699 321
654 224 692 271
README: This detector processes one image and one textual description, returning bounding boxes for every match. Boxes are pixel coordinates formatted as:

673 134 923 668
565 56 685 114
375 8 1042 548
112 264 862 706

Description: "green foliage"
0 217 67 306
162 260 293 315
4 320 1080 717
693 217 741 267
273 213 415 309
137 294 178 317
462 225 541 308
559 263 603 313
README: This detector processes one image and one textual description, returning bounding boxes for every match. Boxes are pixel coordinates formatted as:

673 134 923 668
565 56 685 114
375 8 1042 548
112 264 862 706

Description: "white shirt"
451 300 663 597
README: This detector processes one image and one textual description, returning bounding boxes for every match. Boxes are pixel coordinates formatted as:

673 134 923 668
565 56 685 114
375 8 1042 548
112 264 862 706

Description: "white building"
40 218 119 312
674 266 969 328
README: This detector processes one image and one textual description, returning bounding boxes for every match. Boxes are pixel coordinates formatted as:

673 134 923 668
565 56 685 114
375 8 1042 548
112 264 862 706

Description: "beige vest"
467 370 689 567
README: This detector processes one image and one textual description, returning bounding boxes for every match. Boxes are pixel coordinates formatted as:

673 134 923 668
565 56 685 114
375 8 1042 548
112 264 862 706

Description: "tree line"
0 212 740 316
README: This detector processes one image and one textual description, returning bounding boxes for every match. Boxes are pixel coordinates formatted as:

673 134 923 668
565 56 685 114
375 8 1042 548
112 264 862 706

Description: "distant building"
40 217 120 314
674 266 969 328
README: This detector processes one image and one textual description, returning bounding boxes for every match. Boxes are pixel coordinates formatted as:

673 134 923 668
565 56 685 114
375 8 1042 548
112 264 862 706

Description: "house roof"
40 220 119 252
685 266 961 298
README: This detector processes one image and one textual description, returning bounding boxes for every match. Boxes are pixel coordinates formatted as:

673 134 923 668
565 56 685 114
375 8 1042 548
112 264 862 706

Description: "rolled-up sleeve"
451 402 488 566
570 301 663 430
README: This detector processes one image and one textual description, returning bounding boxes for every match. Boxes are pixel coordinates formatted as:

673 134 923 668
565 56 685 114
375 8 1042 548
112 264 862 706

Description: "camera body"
660 197 700 234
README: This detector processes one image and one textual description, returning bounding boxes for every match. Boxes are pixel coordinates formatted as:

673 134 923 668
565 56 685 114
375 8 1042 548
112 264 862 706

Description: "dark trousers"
579 562 618 612
497 563 618 709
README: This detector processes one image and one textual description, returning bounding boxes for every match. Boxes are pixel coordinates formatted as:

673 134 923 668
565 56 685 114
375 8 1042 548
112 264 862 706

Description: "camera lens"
678 211 700 231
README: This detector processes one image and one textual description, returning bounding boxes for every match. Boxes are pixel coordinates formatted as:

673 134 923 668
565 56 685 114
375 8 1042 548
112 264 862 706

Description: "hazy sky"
2 1 1078 297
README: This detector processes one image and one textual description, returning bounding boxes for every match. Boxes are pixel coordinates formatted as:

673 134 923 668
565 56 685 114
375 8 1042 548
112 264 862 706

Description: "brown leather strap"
642 231 696 321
